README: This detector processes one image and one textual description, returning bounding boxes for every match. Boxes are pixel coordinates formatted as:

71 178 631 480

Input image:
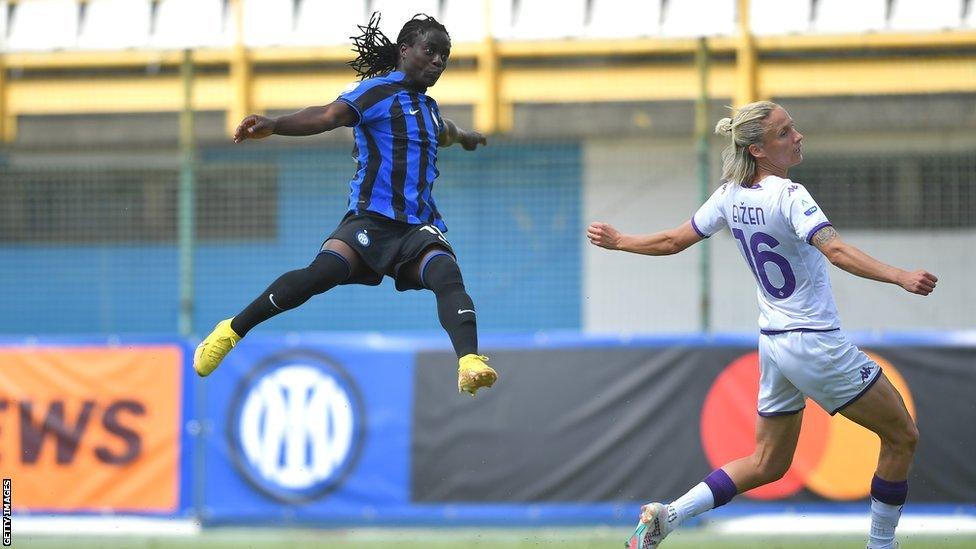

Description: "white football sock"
669 482 714 527
868 498 903 549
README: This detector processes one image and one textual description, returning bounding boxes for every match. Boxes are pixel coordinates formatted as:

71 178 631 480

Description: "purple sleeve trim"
690 215 709 238
336 97 363 127
830 366 883 416
758 407 805 417
805 222 832 245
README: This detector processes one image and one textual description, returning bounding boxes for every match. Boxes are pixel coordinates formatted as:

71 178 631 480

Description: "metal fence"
1 137 973 335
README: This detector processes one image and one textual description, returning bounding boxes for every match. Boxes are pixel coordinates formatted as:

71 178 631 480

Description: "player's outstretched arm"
587 220 702 256
438 118 487 150
233 101 358 143
811 225 937 296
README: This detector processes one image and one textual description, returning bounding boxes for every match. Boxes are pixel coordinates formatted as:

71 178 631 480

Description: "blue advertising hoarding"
3 332 973 525
198 333 415 523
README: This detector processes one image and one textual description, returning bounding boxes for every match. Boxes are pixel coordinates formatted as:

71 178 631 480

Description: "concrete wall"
583 137 704 333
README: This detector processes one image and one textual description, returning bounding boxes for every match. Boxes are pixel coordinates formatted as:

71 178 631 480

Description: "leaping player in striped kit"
194 12 496 397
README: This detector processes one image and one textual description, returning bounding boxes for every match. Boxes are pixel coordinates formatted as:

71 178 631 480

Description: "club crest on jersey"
356 230 370 247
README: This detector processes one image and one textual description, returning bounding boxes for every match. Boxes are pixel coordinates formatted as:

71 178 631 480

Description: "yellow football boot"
193 318 241 377
457 354 497 396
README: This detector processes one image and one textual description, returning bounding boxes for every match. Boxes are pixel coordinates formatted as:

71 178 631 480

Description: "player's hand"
458 131 487 151
898 270 937 296
234 115 276 143
587 221 622 250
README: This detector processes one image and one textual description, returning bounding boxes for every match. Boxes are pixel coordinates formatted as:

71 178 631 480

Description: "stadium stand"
371 0 441 39
0 1 7 52
890 0 965 32
660 0 736 37
288 0 366 46
242 0 294 47
440 0 488 43
7 0 79 51
7 0 976 50
509 0 586 40
77 0 152 50
813 0 888 33
151 0 229 49
749 0 812 35
584 0 661 38
441 0 516 42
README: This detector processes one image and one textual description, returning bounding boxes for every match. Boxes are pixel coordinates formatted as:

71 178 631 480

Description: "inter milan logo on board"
229 351 366 503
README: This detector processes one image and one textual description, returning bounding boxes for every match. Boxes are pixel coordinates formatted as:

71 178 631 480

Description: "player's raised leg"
838 374 918 549
193 239 358 377
408 246 496 395
628 412 802 548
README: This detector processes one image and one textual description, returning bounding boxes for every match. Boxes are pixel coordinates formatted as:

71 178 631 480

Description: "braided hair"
348 12 450 80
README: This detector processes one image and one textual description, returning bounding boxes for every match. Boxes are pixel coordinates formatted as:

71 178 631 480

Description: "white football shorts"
757 329 882 416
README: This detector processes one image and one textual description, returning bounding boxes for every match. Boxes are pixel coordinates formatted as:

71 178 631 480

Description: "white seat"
152 0 229 49
509 0 586 40
289 0 365 46
585 0 661 38
370 0 440 40
77 0 152 50
441 0 513 42
7 0 79 51
0 1 8 52
813 0 887 33
661 0 735 37
242 0 294 47
750 0 811 35
889 0 963 31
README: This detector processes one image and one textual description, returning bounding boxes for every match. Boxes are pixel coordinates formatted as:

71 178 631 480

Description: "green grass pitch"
13 528 976 548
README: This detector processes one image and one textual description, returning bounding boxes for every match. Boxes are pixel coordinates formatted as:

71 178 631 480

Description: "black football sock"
230 250 350 337
421 253 478 358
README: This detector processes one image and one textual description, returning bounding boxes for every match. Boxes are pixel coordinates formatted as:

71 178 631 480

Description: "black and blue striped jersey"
337 70 447 231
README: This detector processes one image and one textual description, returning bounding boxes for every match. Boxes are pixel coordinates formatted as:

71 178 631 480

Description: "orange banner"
0 345 182 512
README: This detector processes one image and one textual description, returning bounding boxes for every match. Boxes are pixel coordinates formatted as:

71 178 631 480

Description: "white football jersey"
692 175 840 332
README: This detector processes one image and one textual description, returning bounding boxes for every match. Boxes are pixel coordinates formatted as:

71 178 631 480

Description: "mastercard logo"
700 351 915 501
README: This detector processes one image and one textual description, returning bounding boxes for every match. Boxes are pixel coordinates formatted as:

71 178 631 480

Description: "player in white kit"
587 101 937 549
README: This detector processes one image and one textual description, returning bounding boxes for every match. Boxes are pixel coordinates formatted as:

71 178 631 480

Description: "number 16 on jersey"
732 228 797 299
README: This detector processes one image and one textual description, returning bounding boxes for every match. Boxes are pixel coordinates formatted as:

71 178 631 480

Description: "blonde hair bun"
714 117 734 136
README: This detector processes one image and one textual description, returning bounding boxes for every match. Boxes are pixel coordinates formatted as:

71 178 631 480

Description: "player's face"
754 107 804 173
399 30 451 89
